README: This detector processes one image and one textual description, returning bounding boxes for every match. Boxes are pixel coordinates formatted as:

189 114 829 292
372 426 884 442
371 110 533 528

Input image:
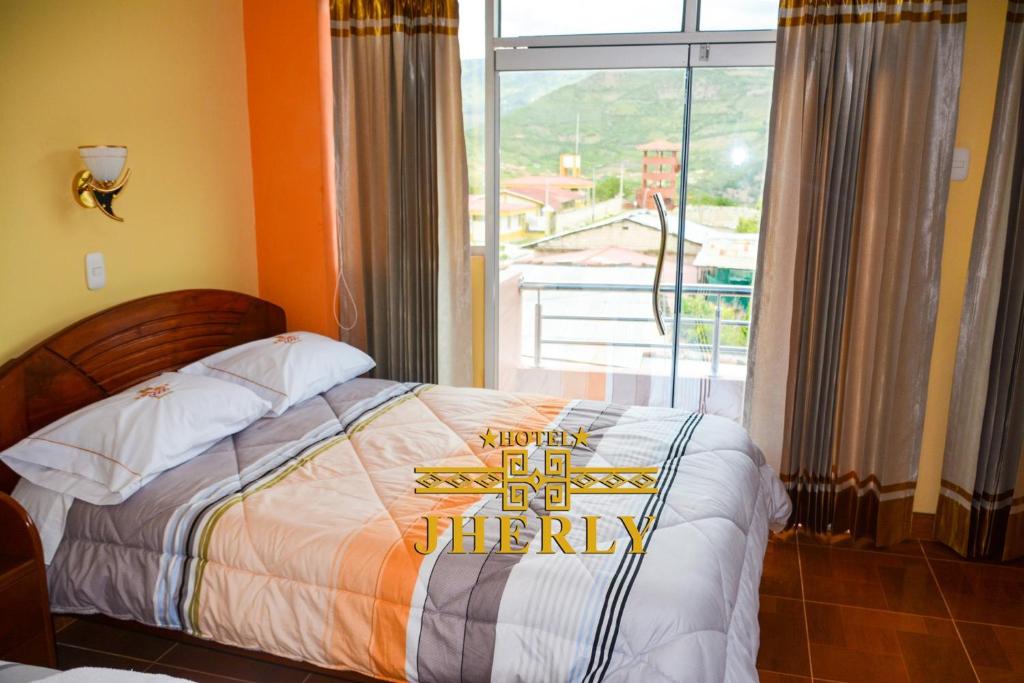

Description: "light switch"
951 148 970 182
85 252 106 290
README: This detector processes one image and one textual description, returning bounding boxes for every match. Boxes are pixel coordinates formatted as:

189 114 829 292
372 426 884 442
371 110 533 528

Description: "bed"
0 289 790 683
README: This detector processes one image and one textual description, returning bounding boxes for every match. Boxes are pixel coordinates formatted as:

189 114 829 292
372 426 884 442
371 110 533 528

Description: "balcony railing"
518 281 753 377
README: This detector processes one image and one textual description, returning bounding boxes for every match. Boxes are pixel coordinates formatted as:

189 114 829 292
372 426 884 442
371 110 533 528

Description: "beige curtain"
938 1 1024 561
331 0 472 385
745 0 966 546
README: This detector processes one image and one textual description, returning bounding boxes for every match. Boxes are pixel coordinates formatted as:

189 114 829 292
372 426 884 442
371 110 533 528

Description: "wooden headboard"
0 289 286 492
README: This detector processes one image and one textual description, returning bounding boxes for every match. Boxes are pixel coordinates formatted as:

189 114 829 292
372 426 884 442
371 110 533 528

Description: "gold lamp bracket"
73 168 130 222
73 171 98 209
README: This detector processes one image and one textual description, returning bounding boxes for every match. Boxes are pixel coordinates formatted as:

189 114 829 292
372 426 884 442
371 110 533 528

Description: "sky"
459 0 777 60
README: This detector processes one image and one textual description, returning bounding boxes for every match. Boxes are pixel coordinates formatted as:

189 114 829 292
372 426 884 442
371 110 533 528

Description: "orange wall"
242 0 338 337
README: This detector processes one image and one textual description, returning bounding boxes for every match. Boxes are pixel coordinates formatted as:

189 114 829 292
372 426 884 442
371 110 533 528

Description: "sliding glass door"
476 0 776 417
669 65 773 419
495 60 688 407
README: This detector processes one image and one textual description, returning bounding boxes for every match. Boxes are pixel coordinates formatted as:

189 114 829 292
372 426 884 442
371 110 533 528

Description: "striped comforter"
48 379 790 682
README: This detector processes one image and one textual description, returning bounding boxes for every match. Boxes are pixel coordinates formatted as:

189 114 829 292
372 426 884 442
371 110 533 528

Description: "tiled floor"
49 534 1024 682
756 531 1024 682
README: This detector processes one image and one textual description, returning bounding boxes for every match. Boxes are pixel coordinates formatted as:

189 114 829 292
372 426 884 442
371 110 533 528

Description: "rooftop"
504 175 595 190
469 191 544 215
521 210 731 249
637 139 683 152
693 234 759 271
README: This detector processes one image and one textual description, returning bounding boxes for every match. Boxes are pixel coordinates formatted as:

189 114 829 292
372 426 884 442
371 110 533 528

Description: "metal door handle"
652 192 668 336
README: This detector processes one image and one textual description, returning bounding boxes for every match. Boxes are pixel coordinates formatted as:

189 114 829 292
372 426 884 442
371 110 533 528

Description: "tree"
736 215 760 233
594 176 640 202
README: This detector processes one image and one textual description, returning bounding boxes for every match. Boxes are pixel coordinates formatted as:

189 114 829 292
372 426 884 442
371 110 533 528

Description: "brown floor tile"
52 615 76 633
957 621 1024 682
157 642 308 683
144 663 244 682
808 642 907 682
799 545 947 617
921 541 971 563
761 539 803 599
930 559 1024 628
756 670 811 682
57 618 176 661
757 595 811 677
797 529 923 556
896 623 977 682
804 603 974 682
57 643 151 672
922 541 1024 568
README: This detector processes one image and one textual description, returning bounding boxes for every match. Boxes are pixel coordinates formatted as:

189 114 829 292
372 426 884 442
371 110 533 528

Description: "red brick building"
635 139 682 210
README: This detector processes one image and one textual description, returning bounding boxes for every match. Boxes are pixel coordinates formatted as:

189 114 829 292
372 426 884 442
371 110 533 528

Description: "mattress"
46 379 790 682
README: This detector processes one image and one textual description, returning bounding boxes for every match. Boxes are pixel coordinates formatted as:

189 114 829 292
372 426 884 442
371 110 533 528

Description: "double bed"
0 290 789 683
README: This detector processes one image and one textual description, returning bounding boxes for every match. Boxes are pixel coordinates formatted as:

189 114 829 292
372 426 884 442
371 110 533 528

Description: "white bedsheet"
11 479 72 565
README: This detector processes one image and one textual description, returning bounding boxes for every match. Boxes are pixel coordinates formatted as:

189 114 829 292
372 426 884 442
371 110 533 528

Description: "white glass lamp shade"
79 146 127 183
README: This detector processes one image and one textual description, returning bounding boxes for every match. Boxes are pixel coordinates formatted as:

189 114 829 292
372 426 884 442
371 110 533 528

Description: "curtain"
744 0 966 546
331 0 472 385
938 1 1024 562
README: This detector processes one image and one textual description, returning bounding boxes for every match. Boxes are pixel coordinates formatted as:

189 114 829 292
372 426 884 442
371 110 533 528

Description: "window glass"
498 68 685 260
698 0 777 31
500 0 684 37
686 67 773 229
460 0 486 244
495 68 687 405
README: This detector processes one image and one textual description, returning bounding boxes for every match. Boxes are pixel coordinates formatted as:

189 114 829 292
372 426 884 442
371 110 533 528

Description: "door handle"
652 192 668 336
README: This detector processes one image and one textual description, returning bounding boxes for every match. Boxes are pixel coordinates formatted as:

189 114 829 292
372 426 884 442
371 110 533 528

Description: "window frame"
480 0 777 388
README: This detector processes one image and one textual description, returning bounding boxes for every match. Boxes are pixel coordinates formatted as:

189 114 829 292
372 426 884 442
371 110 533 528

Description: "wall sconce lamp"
73 145 130 221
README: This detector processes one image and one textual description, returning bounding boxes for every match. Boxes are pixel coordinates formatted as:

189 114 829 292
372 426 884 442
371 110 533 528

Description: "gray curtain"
745 0 966 545
331 0 472 384
938 1 1024 561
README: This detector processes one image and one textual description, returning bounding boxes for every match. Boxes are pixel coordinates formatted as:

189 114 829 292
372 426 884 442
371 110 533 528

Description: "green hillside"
462 60 591 195
461 60 591 132
462 63 773 207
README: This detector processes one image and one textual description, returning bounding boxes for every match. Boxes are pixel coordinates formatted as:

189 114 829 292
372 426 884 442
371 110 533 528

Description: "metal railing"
519 281 753 377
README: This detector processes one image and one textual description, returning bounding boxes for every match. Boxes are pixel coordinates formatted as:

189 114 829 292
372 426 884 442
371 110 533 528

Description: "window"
699 0 777 31
476 0 776 413
460 0 486 244
498 67 685 260
500 0 686 37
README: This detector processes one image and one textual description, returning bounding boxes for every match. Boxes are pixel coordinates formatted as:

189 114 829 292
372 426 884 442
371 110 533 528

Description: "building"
469 190 547 243
503 175 594 211
519 210 753 285
635 139 682 210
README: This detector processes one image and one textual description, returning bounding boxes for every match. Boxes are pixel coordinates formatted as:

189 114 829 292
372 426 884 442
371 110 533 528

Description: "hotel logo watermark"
413 428 659 555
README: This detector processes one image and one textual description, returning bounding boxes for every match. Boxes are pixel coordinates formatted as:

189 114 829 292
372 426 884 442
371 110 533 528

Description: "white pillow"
179 331 375 416
0 373 270 505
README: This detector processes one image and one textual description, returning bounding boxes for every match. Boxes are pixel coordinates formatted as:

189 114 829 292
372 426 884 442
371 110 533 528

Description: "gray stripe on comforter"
415 401 628 683
47 378 404 627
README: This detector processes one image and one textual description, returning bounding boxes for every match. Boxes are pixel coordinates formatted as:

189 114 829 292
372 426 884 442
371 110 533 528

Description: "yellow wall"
0 1 257 361
915 0 1008 513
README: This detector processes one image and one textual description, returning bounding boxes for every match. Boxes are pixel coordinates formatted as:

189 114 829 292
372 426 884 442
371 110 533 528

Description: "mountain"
462 59 592 193
461 59 591 132
462 64 774 206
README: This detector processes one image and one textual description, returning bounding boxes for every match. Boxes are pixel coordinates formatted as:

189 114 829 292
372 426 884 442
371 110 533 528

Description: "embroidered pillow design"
135 384 172 400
